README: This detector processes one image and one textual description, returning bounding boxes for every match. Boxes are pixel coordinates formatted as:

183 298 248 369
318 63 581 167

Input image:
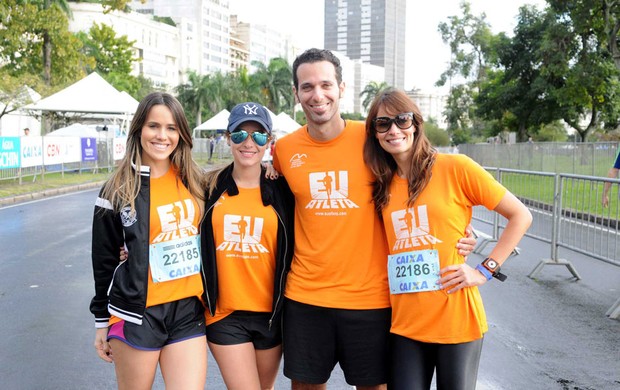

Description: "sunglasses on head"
372 112 414 133
230 129 270 146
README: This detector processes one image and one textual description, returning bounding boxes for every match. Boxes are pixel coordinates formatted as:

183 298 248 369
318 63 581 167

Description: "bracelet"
476 264 493 281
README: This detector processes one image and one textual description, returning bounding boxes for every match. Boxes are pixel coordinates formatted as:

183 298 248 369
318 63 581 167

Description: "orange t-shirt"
207 187 278 325
110 167 204 325
382 154 506 343
273 121 390 309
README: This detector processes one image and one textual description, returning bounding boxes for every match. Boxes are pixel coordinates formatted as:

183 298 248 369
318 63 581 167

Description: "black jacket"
90 165 153 328
200 164 294 327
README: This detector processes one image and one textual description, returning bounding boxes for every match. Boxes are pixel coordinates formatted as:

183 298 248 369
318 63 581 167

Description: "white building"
407 90 448 129
331 51 356 115
233 19 293 72
69 2 180 88
132 0 231 76
354 61 385 115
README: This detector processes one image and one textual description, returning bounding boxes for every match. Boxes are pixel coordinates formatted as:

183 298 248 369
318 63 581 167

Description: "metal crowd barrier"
472 167 620 319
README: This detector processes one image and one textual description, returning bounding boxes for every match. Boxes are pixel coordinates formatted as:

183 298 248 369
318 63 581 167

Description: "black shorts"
282 298 391 386
107 296 206 351
389 333 483 390
206 311 281 350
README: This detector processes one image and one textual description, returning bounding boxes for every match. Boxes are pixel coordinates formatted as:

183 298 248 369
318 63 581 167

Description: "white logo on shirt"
305 171 359 210
152 199 198 243
216 214 269 253
390 205 442 251
289 153 307 168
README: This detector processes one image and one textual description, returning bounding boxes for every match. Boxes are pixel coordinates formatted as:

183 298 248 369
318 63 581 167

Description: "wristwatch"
479 257 507 282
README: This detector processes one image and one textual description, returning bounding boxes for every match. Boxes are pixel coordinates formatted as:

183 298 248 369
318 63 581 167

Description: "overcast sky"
229 0 548 92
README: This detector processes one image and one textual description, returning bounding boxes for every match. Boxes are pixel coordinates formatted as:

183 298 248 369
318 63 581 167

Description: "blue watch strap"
476 264 493 281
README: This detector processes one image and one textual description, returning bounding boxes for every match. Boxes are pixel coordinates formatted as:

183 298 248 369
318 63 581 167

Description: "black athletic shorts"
206 310 281 350
107 296 206 351
282 298 391 386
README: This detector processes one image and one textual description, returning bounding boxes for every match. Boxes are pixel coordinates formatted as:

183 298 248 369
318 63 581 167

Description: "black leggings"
388 333 483 390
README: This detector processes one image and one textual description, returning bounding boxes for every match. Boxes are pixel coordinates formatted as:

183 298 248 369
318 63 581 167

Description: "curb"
0 181 105 207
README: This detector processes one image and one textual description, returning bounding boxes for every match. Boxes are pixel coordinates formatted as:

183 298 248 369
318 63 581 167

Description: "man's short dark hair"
292 48 343 89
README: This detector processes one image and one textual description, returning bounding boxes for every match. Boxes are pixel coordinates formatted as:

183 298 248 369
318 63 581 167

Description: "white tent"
24 72 136 115
194 109 230 131
118 91 140 114
274 112 301 136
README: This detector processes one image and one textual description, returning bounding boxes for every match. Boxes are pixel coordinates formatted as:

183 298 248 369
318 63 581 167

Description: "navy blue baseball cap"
227 102 272 134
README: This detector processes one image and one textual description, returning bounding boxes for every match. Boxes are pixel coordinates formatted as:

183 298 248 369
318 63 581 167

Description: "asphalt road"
0 189 618 389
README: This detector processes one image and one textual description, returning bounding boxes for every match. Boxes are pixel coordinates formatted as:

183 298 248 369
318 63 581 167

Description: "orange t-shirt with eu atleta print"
109 167 204 325
273 121 390 310
206 187 278 325
382 154 506 344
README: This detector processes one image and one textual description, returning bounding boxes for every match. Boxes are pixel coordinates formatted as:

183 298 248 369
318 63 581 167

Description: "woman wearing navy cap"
200 102 295 389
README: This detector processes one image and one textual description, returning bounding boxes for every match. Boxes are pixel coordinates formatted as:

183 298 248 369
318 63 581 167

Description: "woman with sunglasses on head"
200 102 294 390
90 92 208 389
363 88 532 390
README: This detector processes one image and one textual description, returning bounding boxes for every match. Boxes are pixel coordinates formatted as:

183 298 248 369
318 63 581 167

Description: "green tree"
542 1 620 141
437 1 497 138
0 0 89 88
360 81 389 112
250 57 293 114
176 71 226 127
476 6 560 142
77 23 136 75
38 0 72 86
0 71 40 121
425 120 451 146
176 71 209 127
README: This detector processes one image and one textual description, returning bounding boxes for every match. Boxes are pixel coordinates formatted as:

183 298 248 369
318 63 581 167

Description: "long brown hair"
100 92 205 214
363 88 436 214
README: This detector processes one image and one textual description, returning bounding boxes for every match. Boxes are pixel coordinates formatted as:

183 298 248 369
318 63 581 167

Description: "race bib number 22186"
387 249 440 294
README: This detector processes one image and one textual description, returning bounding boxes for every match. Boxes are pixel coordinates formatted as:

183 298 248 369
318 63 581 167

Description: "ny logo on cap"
243 104 259 115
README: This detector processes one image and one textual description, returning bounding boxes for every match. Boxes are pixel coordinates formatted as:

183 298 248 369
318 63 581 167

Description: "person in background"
23 127 30 136
90 92 208 390
602 150 620 207
363 88 532 390
272 48 477 390
201 102 294 390
208 135 215 162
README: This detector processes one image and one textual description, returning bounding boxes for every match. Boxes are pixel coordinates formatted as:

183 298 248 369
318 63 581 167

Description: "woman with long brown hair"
364 88 532 390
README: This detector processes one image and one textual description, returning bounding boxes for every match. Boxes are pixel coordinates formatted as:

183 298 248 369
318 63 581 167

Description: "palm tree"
38 0 72 86
251 57 293 114
176 71 210 127
360 81 390 113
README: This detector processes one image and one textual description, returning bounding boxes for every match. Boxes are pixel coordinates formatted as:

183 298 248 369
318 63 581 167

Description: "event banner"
0 136 125 170
43 137 82 165
81 137 97 162
0 137 20 169
21 136 44 168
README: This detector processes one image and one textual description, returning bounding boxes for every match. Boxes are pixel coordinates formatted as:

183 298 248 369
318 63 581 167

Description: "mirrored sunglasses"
372 112 414 133
230 129 269 146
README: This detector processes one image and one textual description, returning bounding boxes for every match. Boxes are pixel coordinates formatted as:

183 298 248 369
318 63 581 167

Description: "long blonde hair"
100 92 205 214
363 88 436 214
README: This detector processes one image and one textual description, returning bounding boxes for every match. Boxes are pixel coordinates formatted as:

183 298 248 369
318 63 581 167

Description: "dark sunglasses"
230 129 269 146
372 112 414 133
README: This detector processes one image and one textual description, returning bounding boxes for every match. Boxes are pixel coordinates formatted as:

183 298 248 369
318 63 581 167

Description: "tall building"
232 18 293 73
324 0 406 89
132 0 232 76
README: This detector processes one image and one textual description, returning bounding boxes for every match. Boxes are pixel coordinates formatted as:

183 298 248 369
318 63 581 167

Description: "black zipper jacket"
90 165 153 328
200 164 295 327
